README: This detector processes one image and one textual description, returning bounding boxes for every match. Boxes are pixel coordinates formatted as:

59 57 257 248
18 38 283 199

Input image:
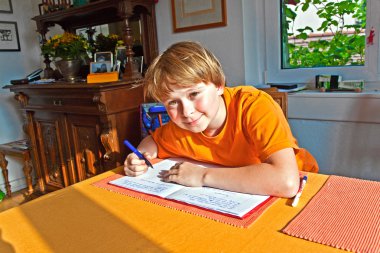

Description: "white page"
167 186 269 217
109 159 185 198
109 158 270 217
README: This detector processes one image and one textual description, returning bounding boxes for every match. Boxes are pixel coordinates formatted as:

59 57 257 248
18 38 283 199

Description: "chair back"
257 87 288 118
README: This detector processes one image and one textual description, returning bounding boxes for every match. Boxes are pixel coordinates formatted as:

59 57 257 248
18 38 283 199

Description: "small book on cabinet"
87 71 119 84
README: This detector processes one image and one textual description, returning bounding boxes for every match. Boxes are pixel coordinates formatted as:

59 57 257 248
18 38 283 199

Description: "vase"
54 59 82 82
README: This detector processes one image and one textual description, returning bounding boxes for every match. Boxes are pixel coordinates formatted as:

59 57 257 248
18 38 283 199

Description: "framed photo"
171 0 227 33
0 21 20 51
94 51 113 67
0 0 13 13
90 61 112 73
134 56 144 73
116 46 126 66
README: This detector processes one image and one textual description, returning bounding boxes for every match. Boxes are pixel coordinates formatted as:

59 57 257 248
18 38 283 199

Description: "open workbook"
109 158 271 218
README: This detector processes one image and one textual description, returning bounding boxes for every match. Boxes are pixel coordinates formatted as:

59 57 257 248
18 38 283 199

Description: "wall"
0 0 42 193
155 0 245 86
288 92 380 181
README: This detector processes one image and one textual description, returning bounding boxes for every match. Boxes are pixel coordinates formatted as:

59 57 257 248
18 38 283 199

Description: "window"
262 0 380 84
281 0 366 69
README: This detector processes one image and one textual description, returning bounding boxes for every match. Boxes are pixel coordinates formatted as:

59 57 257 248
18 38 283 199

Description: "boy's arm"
204 148 300 198
124 135 158 176
162 148 300 198
137 135 158 158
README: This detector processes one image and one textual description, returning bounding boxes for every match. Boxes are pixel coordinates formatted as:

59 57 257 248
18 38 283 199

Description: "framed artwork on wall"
171 0 227 33
0 21 20 51
0 0 13 13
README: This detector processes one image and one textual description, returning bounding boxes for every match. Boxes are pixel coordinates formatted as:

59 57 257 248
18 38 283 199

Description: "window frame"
264 0 380 84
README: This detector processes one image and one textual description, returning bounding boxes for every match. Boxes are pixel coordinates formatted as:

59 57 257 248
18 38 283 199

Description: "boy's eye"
167 100 178 107
189 92 200 98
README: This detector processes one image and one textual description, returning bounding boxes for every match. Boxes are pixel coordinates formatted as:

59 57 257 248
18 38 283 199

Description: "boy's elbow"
281 176 300 198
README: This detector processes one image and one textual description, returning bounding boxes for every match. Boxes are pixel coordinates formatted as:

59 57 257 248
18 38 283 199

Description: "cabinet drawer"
26 93 104 114
28 94 95 107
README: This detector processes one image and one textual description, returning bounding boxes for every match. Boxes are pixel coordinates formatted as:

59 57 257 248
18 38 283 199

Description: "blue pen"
124 140 154 169
291 175 308 207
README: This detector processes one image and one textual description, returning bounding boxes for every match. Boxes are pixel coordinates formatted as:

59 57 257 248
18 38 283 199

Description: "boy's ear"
217 85 224 95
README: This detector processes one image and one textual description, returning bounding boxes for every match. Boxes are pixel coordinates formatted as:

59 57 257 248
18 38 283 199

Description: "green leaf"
301 2 310 11
296 33 308 40
286 8 297 20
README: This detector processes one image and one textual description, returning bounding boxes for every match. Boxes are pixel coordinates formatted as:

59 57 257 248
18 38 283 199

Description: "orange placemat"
92 173 277 228
282 175 380 253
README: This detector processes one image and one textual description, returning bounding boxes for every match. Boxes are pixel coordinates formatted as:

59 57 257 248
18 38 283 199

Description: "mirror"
76 19 143 55
75 19 144 75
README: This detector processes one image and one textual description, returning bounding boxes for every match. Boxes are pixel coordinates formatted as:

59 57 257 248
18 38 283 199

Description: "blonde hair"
144 41 226 101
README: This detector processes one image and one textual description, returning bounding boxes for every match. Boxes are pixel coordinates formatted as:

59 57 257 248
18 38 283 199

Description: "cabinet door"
33 111 70 190
66 115 104 182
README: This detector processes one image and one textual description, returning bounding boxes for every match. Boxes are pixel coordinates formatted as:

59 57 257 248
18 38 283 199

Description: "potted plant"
41 32 91 81
94 33 124 53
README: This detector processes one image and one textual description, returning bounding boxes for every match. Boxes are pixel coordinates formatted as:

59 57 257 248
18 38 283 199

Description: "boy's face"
162 82 225 135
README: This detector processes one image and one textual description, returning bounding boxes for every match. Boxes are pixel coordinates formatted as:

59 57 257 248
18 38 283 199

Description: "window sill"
288 90 380 123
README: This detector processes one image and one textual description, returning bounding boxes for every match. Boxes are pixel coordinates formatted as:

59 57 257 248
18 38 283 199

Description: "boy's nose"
181 100 195 117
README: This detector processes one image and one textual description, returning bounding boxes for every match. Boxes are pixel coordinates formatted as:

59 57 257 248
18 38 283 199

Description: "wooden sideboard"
5 80 144 194
33 0 158 80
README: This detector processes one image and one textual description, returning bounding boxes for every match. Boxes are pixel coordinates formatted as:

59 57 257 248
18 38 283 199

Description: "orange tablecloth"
0 167 346 253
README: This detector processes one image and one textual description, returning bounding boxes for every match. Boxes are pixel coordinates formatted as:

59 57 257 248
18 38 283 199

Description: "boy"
124 41 318 198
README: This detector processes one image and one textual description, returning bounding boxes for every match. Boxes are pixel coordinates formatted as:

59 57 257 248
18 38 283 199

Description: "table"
0 167 346 253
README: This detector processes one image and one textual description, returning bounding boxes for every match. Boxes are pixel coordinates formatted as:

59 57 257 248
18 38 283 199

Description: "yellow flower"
41 32 90 60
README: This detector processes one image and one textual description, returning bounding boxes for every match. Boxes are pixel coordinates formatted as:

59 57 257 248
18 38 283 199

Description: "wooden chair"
257 87 288 118
0 140 33 197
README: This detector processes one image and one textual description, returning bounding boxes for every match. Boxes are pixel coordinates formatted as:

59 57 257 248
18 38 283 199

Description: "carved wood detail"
14 93 28 107
5 82 144 195
100 127 119 161
74 125 101 180
26 112 46 194
37 121 66 188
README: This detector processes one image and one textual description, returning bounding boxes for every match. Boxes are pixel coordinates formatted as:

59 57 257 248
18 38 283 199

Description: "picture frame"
0 21 20 51
116 46 126 66
94 51 113 67
134 56 144 73
90 61 112 73
0 0 13 13
171 0 227 33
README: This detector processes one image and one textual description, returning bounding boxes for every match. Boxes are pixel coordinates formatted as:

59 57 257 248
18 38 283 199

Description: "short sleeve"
242 91 298 161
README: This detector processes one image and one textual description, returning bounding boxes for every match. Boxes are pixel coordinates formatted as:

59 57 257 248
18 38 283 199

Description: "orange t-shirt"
151 86 318 172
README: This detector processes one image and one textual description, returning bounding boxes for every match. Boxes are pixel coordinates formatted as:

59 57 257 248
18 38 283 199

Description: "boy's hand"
159 162 206 187
124 152 152 176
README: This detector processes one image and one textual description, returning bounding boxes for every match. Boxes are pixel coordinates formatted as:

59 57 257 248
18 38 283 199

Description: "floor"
0 189 29 213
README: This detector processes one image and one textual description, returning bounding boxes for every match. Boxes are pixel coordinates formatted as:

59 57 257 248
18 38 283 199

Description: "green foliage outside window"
281 0 366 69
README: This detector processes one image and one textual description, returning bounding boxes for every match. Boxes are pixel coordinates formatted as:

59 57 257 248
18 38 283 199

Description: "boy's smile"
163 82 226 136
183 114 203 126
